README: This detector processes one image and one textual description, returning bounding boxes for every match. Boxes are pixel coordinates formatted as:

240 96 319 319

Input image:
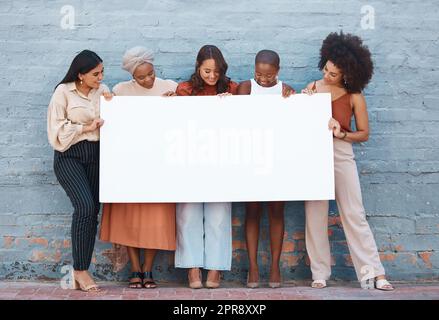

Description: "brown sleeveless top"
313 81 352 132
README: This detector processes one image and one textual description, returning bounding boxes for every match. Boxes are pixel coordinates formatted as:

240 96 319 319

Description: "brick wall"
1 0 438 282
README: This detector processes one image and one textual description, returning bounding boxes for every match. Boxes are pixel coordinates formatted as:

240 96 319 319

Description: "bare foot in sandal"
311 280 327 289
128 271 143 289
311 280 326 289
142 271 157 289
72 270 101 292
375 275 394 291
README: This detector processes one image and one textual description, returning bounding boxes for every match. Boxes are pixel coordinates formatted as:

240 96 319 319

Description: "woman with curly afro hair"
302 32 394 291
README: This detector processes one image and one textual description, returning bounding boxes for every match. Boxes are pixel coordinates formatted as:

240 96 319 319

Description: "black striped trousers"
53 140 100 271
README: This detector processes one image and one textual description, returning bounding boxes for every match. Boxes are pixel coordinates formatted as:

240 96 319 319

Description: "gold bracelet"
341 130 347 139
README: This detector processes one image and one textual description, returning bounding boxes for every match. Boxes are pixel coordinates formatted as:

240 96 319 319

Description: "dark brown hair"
318 31 373 93
189 45 230 95
56 50 103 89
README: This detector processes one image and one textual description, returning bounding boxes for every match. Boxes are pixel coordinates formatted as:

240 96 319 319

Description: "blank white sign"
99 94 334 202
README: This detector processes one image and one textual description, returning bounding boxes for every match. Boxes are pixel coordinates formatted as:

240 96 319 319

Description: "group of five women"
47 31 394 292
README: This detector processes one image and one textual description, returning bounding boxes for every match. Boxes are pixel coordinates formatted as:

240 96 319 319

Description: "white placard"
99 94 334 202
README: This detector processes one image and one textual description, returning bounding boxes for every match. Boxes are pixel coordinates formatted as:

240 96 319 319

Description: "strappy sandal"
142 271 157 289
128 271 143 289
71 271 101 292
375 278 394 291
311 280 327 289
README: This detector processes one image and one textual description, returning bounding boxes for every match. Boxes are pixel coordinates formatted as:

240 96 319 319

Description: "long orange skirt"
99 203 176 250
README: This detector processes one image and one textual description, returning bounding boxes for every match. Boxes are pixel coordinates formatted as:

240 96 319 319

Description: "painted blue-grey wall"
0 0 438 282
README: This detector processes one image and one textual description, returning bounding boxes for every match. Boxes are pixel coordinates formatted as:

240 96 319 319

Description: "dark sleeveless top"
313 81 353 132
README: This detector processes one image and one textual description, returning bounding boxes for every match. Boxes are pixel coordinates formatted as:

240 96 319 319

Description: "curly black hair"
318 31 374 93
